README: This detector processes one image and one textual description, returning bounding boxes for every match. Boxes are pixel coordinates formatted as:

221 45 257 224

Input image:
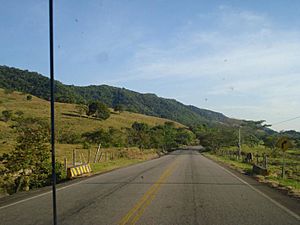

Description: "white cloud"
107 6 300 131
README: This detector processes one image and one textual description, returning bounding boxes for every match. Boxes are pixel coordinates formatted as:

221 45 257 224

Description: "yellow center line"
130 167 175 225
118 160 178 225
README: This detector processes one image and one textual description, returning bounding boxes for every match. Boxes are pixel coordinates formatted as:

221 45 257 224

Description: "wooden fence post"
94 144 101 163
73 149 76 166
281 152 286 179
88 149 91 163
99 152 103 162
263 154 267 168
79 153 82 164
64 157 67 172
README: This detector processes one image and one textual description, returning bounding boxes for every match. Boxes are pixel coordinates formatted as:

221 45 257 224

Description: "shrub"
26 95 32 101
82 128 111 147
15 110 24 117
58 131 81 144
75 104 88 117
82 141 91 149
113 104 124 113
1 110 13 122
4 89 13 94
0 117 55 193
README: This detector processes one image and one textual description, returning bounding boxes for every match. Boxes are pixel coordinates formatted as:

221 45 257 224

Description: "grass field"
204 147 300 195
90 150 158 174
0 88 184 156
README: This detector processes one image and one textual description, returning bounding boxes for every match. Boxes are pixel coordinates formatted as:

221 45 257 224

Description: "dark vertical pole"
49 0 57 224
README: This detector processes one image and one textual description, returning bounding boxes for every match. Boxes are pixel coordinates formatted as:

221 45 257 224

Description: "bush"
75 104 88 117
1 110 13 122
82 141 91 149
58 131 81 144
82 128 111 147
15 110 24 117
95 106 110 120
113 104 124 112
4 89 13 94
26 95 32 101
0 117 52 193
54 161 67 183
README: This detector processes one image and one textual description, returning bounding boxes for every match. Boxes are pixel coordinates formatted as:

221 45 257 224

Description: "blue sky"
1 0 300 131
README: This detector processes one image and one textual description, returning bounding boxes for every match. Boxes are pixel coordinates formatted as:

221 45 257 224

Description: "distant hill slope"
0 88 183 154
0 65 237 127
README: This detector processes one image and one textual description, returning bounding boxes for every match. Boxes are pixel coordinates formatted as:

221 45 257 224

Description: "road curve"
0 149 299 225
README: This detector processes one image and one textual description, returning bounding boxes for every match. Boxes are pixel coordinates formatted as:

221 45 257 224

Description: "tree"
87 101 110 120
176 128 196 145
195 126 237 152
263 135 277 151
150 126 165 149
108 127 126 147
113 104 124 113
95 103 110 120
162 122 178 149
75 104 88 117
87 102 99 116
0 117 53 193
127 122 151 149
244 133 260 147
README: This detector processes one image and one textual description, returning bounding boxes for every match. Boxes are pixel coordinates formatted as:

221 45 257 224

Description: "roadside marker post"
73 149 76 166
277 137 292 179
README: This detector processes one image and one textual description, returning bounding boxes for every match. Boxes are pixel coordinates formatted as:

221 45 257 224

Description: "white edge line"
205 155 300 221
0 178 89 210
2 153 299 222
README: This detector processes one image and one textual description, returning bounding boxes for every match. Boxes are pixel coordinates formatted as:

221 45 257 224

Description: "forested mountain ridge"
0 65 236 127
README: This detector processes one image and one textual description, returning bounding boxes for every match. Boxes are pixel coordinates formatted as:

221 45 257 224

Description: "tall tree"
1 117 51 193
87 101 110 120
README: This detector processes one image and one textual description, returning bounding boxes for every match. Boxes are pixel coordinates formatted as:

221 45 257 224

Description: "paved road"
0 150 299 225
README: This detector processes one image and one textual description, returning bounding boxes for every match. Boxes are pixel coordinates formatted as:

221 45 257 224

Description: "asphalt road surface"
0 149 299 225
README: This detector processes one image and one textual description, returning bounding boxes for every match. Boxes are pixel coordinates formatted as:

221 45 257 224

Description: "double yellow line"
118 160 177 225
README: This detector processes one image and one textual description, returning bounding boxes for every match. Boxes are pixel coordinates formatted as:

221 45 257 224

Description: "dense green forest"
0 65 234 127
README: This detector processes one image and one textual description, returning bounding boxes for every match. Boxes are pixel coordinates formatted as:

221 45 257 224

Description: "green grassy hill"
0 88 184 158
0 65 237 127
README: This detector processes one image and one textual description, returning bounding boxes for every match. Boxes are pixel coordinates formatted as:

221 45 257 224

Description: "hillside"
0 88 184 155
0 65 236 127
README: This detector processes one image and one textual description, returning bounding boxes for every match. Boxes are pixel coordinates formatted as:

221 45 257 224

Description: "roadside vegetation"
0 89 195 196
193 123 300 196
0 87 299 199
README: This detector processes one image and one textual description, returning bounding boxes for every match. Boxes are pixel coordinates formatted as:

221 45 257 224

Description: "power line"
271 116 300 126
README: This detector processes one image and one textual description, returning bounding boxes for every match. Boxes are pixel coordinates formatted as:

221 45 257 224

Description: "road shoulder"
201 152 300 217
